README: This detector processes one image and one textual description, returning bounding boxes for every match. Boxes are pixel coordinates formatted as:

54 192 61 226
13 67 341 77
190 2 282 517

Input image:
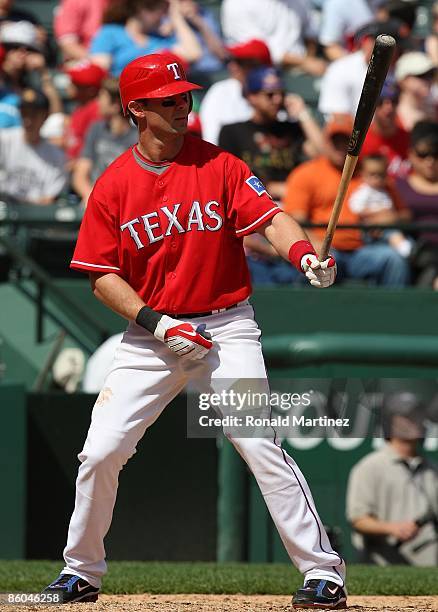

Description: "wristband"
288 240 316 272
135 305 162 334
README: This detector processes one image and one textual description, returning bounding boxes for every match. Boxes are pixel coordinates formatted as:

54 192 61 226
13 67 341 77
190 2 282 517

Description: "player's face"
141 93 191 135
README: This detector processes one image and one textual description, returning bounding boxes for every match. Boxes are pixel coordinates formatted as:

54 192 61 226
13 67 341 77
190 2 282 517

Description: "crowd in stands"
1 0 438 288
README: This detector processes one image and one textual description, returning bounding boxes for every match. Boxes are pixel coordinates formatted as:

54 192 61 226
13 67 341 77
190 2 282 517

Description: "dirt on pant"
1 594 437 612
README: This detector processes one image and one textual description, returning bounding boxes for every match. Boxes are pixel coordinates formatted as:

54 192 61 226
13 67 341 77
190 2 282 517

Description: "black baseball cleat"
292 579 347 609
42 573 100 603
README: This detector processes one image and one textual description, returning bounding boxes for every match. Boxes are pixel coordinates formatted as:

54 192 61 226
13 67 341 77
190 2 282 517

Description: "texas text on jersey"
71 135 280 314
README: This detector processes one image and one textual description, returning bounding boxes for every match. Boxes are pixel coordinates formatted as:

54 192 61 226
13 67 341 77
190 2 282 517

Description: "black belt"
164 301 245 319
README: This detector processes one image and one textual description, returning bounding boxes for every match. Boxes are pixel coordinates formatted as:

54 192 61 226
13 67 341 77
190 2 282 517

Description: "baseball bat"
319 35 396 261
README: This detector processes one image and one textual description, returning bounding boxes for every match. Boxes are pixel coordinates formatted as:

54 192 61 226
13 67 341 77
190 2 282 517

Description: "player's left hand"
164 322 212 360
154 315 213 360
301 254 336 288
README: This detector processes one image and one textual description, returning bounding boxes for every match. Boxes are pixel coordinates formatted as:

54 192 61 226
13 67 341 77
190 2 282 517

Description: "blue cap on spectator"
20 88 50 111
245 67 283 94
380 77 399 101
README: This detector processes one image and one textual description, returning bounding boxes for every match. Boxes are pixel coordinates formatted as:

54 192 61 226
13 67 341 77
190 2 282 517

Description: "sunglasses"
414 149 438 159
377 96 399 106
137 93 189 108
3 42 36 53
258 90 285 99
416 71 436 81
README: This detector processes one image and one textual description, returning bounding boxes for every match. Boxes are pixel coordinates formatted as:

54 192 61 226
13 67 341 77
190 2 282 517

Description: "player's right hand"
301 254 337 288
154 315 213 360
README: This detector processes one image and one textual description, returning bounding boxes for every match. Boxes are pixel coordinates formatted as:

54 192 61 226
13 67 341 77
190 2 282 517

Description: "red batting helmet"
119 53 202 115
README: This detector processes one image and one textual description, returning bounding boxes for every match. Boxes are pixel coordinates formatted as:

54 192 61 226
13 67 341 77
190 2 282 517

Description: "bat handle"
318 154 359 261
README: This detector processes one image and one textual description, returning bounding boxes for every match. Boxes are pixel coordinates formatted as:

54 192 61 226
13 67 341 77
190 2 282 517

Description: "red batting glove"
301 253 337 288
154 316 213 360
289 240 337 288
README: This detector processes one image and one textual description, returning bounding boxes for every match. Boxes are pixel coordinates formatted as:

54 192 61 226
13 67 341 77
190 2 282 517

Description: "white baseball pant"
62 303 345 588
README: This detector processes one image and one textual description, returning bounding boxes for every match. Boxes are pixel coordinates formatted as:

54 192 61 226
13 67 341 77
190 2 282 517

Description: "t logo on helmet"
167 63 181 80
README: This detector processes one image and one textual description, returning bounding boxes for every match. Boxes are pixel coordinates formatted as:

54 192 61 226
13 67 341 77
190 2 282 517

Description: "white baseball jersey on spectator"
221 0 316 64
0 127 67 202
318 50 368 116
199 77 253 145
349 183 394 214
319 0 373 47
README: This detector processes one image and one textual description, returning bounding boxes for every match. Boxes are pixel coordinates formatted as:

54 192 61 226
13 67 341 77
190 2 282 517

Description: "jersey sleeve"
225 156 280 237
70 188 121 275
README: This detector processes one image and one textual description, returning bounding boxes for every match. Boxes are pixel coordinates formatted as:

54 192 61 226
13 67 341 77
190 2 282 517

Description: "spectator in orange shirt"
284 115 410 286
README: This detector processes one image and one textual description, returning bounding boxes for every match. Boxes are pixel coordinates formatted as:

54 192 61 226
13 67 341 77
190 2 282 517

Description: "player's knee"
79 437 136 470
228 435 270 461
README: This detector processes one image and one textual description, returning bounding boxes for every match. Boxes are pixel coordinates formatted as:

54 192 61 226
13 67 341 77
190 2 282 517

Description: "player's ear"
127 100 147 123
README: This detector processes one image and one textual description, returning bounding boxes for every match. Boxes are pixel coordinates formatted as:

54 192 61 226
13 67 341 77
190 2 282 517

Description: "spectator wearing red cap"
64 61 108 161
90 0 201 76
72 77 137 206
54 0 111 62
199 39 272 145
221 0 326 76
361 78 411 178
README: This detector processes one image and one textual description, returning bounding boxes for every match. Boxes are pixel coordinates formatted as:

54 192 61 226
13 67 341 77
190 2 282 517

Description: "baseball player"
43 53 346 609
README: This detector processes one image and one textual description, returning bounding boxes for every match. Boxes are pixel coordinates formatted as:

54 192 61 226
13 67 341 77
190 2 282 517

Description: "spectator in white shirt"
199 39 272 145
318 19 403 117
0 88 66 204
221 0 326 76
318 0 374 61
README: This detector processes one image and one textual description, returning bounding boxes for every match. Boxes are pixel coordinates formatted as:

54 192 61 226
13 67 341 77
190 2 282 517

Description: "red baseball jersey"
71 134 280 314
361 122 410 178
